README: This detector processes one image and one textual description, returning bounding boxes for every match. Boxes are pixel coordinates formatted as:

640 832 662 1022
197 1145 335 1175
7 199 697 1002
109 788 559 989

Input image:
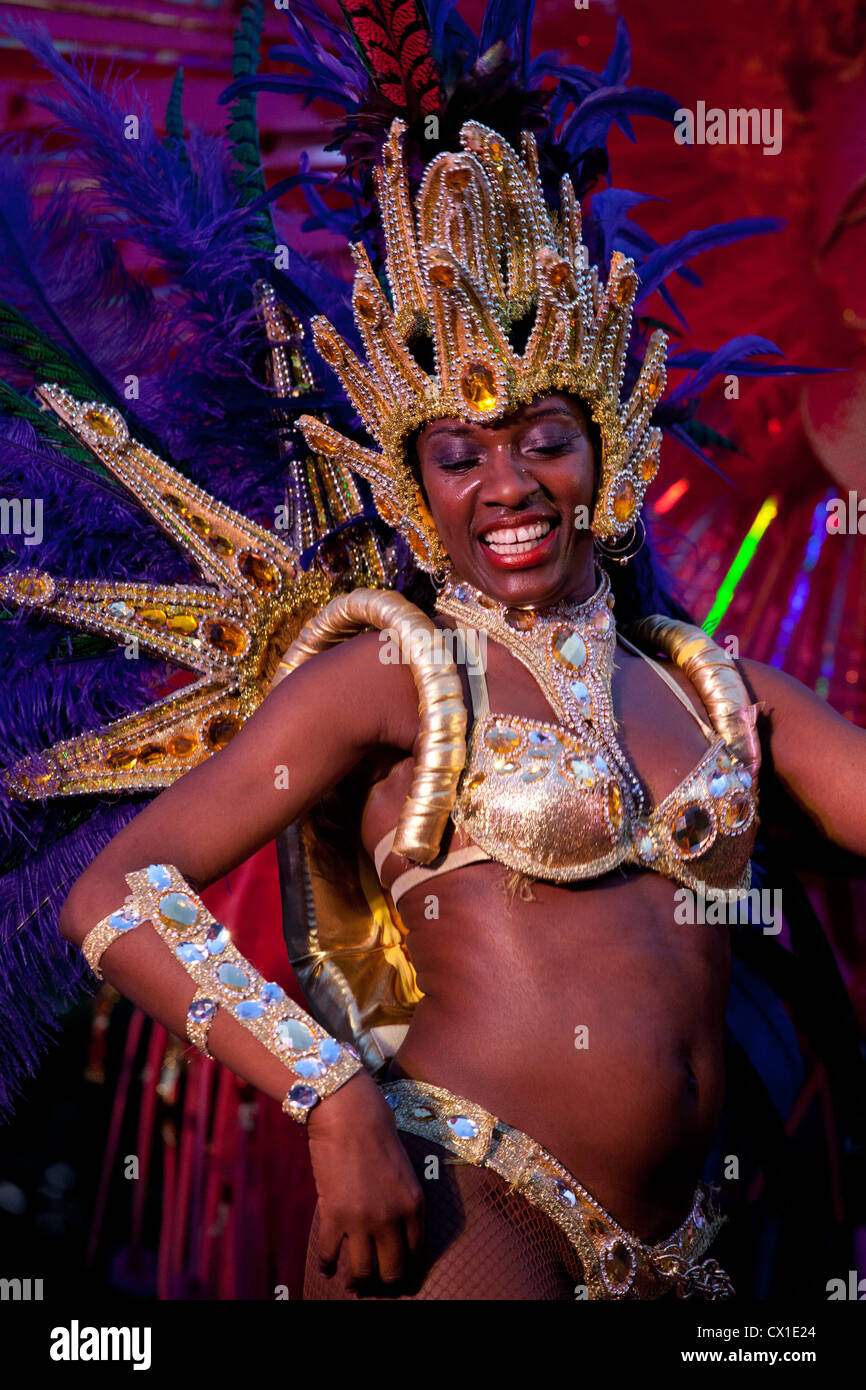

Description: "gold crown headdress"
299 118 668 574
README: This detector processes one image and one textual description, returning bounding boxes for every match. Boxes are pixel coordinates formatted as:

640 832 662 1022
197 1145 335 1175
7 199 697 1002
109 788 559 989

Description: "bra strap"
617 631 716 741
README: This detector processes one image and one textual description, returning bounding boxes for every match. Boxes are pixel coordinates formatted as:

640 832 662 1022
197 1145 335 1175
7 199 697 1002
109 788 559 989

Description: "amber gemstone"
724 794 751 830
460 363 498 412
238 552 279 593
167 735 197 757
318 338 342 366
208 534 234 555
485 724 520 753
641 451 660 483
612 272 638 306
429 261 456 288
14 573 50 600
167 613 198 634
355 293 379 325
444 166 471 192
607 1243 633 1282
548 261 573 290
587 1218 609 1238
642 367 665 400
671 804 712 855
138 743 166 766
488 138 504 162
466 772 486 790
84 408 118 438
382 144 396 174
612 480 636 523
139 607 167 626
205 714 242 750
607 782 624 832
504 607 536 631
552 627 587 670
207 621 246 657
106 747 138 771
188 513 211 536
162 492 188 516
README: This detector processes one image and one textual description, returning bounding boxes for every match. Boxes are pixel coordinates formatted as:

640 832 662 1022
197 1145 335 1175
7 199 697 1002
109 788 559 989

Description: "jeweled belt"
381 1077 734 1300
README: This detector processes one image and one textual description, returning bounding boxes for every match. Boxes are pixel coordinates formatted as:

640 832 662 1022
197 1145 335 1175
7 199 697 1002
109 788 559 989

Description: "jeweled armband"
80 863 363 1122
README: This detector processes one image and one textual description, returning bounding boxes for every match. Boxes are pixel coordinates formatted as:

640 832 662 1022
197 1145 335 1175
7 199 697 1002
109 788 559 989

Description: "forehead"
418 393 585 444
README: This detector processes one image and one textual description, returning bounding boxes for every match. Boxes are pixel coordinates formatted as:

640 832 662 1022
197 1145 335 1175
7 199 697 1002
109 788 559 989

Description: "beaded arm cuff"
80 863 363 1121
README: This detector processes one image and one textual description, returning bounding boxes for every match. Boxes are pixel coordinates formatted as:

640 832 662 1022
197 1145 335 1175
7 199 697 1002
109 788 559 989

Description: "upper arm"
61 630 419 936
738 656 866 857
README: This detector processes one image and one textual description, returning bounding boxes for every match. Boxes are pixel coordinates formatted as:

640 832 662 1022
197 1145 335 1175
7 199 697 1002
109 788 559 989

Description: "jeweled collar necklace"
434 567 646 816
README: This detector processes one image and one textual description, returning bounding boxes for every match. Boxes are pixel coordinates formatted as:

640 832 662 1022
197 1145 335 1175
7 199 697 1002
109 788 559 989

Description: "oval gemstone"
611 480 636 523
522 760 550 783
552 628 587 670
736 768 753 791
147 864 171 890
493 757 519 775
568 758 595 787
554 1181 577 1208
453 585 472 602
205 714 242 750
484 724 520 752
587 1218 609 1238
167 735 196 757
176 942 207 964
236 1000 265 1021
167 613 198 634
158 892 199 927
446 1116 479 1139
503 606 536 631
108 600 135 618
188 514 211 536
295 1056 326 1080
162 492 188 516
138 608 166 626
607 1243 633 1283
724 794 751 830
208 534 234 556
591 609 612 635
411 1105 434 1120
570 680 591 713
188 998 216 1023
638 833 657 860
671 804 712 855
460 362 498 412
319 1039 342 1066
217 962 250 991
260 982 285 1005
716 751 732 771
106 747 137 771
641 451 660 483
594 754 610 776
709 772 729 798
138 744 165 766
529 729 558 750
278 1018 315 1051
205 924 230 955
238 552 279 593
288 1084 317 1110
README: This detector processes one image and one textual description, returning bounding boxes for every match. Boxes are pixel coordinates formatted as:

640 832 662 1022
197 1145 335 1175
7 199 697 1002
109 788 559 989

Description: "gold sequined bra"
373 570 759 906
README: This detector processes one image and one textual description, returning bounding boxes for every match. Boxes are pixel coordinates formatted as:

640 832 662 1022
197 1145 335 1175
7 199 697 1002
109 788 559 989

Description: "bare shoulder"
736 656 821 722
279 626 421 753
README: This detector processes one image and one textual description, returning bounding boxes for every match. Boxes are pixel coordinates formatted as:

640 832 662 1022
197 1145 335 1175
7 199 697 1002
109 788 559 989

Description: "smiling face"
415 393 598 608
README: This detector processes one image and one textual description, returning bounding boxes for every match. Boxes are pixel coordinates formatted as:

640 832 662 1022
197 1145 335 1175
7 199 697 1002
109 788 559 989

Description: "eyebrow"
423 405 579 443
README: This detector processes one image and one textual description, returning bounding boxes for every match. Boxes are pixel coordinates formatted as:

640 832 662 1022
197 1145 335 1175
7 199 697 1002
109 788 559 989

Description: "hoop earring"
431 562 453 590
592 518 645 566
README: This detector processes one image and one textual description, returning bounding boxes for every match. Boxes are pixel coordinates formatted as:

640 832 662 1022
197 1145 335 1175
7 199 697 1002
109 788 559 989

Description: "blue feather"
636 217 783 304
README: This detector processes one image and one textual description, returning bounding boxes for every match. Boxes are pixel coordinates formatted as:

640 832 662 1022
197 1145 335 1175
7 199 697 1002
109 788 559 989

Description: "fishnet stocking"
303 1131 585 1300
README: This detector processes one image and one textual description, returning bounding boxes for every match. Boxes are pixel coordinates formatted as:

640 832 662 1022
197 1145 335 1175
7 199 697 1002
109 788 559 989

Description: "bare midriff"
359 634 733 1245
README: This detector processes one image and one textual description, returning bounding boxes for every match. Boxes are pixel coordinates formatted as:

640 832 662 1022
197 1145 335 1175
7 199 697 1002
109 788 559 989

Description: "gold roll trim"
280 589 467 864
629 616 761 778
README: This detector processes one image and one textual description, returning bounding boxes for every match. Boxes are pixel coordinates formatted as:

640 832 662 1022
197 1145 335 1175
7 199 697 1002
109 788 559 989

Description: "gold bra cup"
453 712 757 892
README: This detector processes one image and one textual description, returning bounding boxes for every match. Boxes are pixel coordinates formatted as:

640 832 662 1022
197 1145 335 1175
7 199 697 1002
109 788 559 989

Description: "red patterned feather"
340 0 441 117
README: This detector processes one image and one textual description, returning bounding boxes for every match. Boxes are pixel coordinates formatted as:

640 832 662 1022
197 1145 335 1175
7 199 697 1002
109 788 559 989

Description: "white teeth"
481 519 553 553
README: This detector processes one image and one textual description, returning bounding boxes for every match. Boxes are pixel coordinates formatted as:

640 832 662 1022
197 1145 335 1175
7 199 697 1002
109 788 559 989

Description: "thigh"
303 1130 584 1301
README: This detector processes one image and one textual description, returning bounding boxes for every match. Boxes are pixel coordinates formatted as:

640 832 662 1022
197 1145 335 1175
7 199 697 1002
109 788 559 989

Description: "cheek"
420 471 475 540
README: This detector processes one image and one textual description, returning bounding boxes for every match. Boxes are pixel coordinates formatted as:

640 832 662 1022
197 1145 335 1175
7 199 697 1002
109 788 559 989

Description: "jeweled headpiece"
299 118 667 574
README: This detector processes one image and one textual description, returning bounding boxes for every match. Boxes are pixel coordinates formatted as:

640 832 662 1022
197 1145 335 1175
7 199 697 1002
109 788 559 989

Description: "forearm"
59 860 360 1116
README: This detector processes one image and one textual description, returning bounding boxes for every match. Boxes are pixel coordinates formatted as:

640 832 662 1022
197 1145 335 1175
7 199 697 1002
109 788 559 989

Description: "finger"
374 1225 408 1285
405 1202 425 1257
316 1216 345 1276
346 1232 376 1287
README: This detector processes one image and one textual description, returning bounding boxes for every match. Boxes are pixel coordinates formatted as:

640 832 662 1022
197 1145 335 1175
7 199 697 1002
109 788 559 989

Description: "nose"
476 443 540 509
